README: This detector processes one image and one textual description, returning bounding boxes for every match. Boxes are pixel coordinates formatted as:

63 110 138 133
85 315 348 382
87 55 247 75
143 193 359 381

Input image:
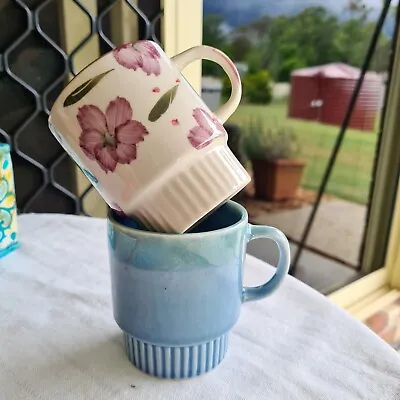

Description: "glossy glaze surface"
107 201 290 378
50 41 249 233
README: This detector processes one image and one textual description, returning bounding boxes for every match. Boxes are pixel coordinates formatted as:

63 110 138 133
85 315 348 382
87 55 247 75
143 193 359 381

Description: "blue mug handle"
242 225 291 302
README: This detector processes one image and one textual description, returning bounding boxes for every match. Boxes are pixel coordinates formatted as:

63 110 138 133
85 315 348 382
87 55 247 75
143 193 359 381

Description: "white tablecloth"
1 214 400 400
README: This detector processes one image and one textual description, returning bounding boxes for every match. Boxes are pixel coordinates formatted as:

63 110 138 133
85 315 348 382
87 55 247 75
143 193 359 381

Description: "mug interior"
111 201 246 235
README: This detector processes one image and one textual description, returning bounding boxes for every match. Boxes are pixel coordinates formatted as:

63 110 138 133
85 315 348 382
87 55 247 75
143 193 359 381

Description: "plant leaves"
63 69 114 107
148 84 179 122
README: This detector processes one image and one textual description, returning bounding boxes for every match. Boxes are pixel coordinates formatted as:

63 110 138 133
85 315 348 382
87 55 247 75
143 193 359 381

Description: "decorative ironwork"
0 0 162 216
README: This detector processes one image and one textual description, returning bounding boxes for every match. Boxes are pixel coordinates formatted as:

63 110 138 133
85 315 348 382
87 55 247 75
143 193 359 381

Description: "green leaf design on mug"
148 84 179 122
63 69 114 107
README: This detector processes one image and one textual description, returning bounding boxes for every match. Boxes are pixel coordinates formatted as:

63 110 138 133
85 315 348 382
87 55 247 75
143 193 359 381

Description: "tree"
335 3 390 71
229 36 253 62
347 0 370 22
211 3 392 82
246 49 263 74
263 7 340 81
203 14 228 49
235 15 273 44
366 23 392 72
335 19 367 66
202 14 229 76
277 58 307 82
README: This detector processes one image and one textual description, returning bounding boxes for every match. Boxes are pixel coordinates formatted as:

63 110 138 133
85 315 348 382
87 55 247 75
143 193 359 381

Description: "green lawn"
228 102 380 205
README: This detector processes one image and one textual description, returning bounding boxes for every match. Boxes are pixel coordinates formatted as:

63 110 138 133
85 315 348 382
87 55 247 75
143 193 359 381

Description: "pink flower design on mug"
77 97 148 173
112 41 161 76
187 108 226 149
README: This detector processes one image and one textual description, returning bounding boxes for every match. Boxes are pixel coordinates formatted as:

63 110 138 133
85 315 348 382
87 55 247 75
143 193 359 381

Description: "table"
1 214 400 400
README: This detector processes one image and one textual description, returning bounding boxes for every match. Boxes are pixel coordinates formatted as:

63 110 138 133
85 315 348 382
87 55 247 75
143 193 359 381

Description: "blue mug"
107 200 290 379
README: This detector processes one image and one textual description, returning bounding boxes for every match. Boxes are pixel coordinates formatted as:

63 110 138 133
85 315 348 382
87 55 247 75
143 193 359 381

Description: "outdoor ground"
243 194 366 267
238 180 365 268
228 101 380 205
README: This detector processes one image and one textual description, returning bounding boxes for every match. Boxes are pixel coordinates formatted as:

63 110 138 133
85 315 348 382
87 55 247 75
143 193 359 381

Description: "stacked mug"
49 41 290 378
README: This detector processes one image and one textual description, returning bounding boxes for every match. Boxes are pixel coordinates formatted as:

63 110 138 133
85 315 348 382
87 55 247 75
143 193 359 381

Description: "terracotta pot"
251 159 306 201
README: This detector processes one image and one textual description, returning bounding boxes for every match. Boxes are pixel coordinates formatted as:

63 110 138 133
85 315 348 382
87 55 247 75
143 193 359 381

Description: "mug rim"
108 200 248 238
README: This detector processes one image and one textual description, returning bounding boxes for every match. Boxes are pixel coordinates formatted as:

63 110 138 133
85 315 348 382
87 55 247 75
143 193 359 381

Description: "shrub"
243 118 300 161
243 70 273 104
277 57 306 82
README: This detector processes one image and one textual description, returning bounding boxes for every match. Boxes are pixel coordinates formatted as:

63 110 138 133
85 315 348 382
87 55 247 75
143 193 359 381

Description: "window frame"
330 8 400 312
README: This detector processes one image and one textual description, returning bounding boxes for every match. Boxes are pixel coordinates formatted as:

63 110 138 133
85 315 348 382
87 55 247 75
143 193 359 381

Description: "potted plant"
243 119 306 201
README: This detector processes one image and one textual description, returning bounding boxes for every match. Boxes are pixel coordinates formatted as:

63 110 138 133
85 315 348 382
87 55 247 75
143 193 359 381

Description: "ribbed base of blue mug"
123 332 229 379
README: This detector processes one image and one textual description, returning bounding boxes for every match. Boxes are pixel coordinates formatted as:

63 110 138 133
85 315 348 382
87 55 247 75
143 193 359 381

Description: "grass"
228 101 380 205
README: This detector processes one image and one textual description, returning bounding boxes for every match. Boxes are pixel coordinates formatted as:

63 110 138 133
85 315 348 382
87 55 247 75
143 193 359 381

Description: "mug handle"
242 225 291 302
171 45 242 123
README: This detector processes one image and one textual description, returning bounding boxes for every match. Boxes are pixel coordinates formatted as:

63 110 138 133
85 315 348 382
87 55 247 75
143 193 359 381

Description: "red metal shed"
288 63 382 131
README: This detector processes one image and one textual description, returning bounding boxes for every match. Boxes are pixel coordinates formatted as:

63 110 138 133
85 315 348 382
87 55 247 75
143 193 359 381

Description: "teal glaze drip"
82 168 99 184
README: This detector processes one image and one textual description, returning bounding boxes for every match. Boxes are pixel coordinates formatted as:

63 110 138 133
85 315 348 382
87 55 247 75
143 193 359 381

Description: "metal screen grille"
0 0 162 216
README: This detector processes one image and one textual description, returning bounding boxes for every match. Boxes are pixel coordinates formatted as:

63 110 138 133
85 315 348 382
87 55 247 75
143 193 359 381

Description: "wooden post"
59 0 107 217
162 0 203 93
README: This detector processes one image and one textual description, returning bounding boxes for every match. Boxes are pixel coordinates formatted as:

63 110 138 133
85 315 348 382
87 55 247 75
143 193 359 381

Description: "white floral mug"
49 40 250 233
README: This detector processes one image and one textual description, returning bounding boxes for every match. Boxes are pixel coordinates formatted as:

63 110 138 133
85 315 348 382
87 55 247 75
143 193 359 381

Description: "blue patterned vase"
0 144 18 258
